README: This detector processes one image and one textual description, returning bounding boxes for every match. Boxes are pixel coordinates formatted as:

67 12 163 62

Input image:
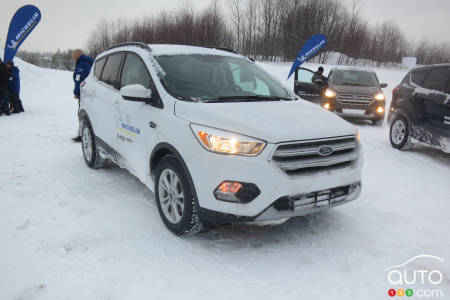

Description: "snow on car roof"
148 44 242 58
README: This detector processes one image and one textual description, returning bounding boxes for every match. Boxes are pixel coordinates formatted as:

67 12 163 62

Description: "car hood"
175 100 356 143
330 84 380 95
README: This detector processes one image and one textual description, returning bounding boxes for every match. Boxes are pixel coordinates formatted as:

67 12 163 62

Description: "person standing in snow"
6 61 24 113
72 49 94 141
0 59 11 116
72 49 94 100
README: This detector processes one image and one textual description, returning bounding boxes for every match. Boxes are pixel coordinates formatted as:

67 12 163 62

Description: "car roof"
412 63 450 72
100 43 243 59
149 44 240 57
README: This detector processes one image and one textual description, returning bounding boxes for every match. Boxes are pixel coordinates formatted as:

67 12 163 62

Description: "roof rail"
107 42 151 51
205 46 238 54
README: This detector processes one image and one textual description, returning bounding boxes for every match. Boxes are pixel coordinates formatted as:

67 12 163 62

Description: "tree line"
19 0 450 69
17 49 75 71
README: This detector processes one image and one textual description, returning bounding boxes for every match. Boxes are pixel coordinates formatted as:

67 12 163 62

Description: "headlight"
324 89 337 98
374 93 385 101
190 124 266 156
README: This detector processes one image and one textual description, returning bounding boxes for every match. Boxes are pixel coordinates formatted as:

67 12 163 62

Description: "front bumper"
323 98 385 120
186 140 363 222
199 182 361 222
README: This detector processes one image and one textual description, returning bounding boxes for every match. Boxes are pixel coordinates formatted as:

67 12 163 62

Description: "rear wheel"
155 156 203 235
390 115 412 150
81 120 106 168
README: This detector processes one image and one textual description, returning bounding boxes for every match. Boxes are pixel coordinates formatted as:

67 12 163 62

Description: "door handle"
149 121 158 129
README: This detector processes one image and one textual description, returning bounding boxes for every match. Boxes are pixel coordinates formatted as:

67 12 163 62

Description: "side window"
120 53 151 89
411 69 430 87
296 68 314 83
423 68 449 93
100 53 123 88
229 62 270 95
94 57 106 79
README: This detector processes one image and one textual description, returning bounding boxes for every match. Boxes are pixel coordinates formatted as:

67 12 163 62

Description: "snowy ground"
0 58 449 300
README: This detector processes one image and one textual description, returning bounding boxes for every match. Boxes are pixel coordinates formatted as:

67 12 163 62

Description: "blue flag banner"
3 5 41 62
287 34 327 79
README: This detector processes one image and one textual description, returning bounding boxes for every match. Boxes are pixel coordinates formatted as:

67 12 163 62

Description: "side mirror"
380 83 388 88
314 79 324 85
120 84 152 102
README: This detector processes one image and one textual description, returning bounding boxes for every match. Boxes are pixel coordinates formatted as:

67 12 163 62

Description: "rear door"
418 67 450 130
93 52 125 149
294 67 324 103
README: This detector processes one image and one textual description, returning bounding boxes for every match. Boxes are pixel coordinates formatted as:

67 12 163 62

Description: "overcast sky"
1 0 449 52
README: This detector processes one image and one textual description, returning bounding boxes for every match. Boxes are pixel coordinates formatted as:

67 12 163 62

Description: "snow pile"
0 57 449 300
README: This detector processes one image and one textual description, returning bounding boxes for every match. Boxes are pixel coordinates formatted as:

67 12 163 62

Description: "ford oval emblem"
317 145 334 156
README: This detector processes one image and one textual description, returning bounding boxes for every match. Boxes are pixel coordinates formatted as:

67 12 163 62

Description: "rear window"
94 57 106 79
410 69 430 86
423 68 450 93
100 53 123 88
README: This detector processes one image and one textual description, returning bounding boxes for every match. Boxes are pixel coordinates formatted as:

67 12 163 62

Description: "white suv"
80 43 362 235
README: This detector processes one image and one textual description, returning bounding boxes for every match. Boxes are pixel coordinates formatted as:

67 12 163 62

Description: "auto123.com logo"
385 255 445 298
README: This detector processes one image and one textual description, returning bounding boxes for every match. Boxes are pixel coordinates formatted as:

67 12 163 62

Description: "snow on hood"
175 100 356 143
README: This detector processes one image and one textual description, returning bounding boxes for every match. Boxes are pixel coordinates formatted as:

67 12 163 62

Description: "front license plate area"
342 109 367 115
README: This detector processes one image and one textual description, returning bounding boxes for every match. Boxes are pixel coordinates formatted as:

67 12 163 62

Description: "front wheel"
389 115 412 150
154 156 203 235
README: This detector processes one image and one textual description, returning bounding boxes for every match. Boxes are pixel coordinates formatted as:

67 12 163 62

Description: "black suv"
294 67 388 125
388 64 450 153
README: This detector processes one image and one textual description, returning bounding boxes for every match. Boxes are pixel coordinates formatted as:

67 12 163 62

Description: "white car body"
80 44 362 225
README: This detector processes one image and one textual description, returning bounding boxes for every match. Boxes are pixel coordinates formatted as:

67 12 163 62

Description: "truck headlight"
374 93 385 101
324 89 336 98
190 124 266 156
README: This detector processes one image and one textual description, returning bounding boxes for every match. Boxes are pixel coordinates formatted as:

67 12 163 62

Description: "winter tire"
81 120 106 169
390 115 412 150
155 155 203 235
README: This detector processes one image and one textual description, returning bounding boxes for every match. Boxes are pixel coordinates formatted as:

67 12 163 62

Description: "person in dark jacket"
6 61 24 113
0 59 11 116
72 49 94 99
312 66 327 84
72 49 94 141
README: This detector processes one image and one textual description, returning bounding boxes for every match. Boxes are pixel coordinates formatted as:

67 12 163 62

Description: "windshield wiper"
339 82 372 87
204 95 293 103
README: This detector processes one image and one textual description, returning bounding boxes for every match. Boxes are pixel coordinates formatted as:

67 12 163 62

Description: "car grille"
271 136 359 176
337 94 373 105
273 184 357 211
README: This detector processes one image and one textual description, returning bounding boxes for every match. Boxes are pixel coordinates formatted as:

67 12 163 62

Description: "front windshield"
330 70 379 87
155 55 292 102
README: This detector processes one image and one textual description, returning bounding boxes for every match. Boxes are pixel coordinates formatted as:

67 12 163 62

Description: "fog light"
376 106 384 113
214 181 260 203
323 102 331 110
349 183 360 194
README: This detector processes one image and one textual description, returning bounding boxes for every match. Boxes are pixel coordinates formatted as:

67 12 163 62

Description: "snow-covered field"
1 58 449 300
